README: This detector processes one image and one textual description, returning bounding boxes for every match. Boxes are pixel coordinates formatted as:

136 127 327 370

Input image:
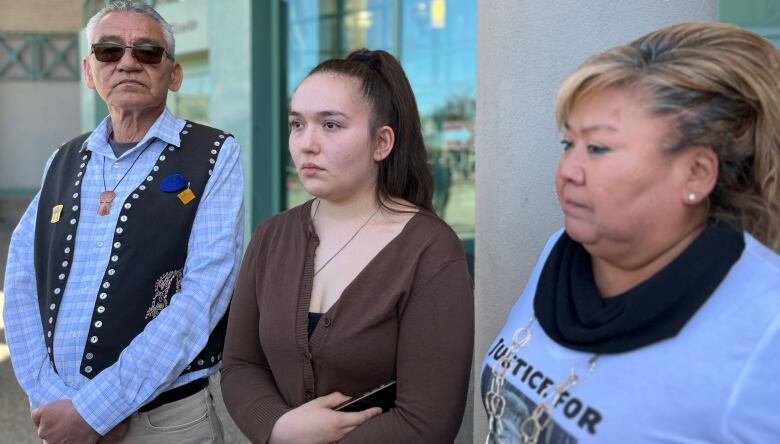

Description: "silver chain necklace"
311 198 381 276
484 316 599 444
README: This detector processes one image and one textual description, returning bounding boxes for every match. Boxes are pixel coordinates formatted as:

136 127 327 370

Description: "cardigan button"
304 352 312 360
323 318 332 327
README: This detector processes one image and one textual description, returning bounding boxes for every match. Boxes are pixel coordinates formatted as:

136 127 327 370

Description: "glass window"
286 0 476 240
719 0 780 47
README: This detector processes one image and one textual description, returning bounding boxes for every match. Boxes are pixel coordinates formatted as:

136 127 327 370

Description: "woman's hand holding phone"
269 392 382 444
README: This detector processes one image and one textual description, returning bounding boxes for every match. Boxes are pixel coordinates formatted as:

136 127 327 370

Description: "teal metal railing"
0 33 79 81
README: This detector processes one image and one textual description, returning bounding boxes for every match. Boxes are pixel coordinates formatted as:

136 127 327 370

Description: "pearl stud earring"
687 193 696 202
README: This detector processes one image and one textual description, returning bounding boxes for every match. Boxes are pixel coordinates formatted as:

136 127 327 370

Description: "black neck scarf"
534 223 745 354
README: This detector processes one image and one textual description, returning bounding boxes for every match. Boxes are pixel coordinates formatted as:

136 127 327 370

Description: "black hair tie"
352 52 382 71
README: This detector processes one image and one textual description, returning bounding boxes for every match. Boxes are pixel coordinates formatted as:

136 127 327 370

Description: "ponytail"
309 49 434 213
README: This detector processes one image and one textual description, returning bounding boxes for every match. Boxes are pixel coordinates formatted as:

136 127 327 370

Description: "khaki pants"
119 387 224 444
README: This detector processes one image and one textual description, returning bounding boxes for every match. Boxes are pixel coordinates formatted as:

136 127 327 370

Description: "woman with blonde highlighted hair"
482 23 780 443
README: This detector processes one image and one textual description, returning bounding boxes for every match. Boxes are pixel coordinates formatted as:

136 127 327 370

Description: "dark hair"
308 48 434 213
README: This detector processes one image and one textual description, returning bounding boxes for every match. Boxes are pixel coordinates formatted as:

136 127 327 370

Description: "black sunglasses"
91 43 173 64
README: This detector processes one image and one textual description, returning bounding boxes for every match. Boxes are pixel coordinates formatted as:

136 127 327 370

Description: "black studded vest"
34 121 230 379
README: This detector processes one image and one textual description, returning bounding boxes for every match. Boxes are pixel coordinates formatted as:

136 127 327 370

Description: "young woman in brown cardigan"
220 48 474 444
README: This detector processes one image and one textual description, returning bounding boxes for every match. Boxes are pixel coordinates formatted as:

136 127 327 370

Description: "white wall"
473 1 716 440
0 81 81 191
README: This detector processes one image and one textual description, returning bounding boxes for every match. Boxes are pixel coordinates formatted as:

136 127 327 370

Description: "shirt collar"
80 107 185 156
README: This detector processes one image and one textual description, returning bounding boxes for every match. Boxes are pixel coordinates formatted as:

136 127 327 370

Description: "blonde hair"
556 22 780 251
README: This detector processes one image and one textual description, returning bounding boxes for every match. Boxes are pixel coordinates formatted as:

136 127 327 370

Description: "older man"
3 2 243 443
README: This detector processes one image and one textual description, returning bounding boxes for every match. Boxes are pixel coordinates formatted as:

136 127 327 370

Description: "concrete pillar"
473 1 716 441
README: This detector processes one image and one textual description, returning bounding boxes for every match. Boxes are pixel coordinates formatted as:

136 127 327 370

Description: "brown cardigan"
220 200 474 443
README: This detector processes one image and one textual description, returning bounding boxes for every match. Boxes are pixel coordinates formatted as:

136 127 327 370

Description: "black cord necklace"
97 142 151 216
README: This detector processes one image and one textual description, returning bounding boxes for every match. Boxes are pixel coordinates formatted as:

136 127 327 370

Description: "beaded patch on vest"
145 268 183 319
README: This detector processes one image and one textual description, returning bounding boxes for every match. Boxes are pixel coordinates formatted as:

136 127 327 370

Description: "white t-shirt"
481 231 780 443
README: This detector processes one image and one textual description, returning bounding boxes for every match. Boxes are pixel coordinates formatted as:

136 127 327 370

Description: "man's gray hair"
85 1 176 59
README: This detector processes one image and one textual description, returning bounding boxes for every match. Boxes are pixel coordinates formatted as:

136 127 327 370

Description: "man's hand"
31 400 100 444
269 392 382 444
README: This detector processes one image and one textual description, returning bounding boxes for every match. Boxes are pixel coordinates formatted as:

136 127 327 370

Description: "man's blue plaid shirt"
3 108 244 434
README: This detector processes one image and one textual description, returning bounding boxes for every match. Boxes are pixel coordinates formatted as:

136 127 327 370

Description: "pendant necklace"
98 141 151 216
484 316 599 444
311 198 381 276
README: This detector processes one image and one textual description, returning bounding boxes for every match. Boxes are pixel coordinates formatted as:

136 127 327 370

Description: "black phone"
334 380 396 413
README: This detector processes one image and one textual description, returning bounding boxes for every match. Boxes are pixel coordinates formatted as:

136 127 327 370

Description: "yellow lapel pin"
51 204 64 223
177 182 196 205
